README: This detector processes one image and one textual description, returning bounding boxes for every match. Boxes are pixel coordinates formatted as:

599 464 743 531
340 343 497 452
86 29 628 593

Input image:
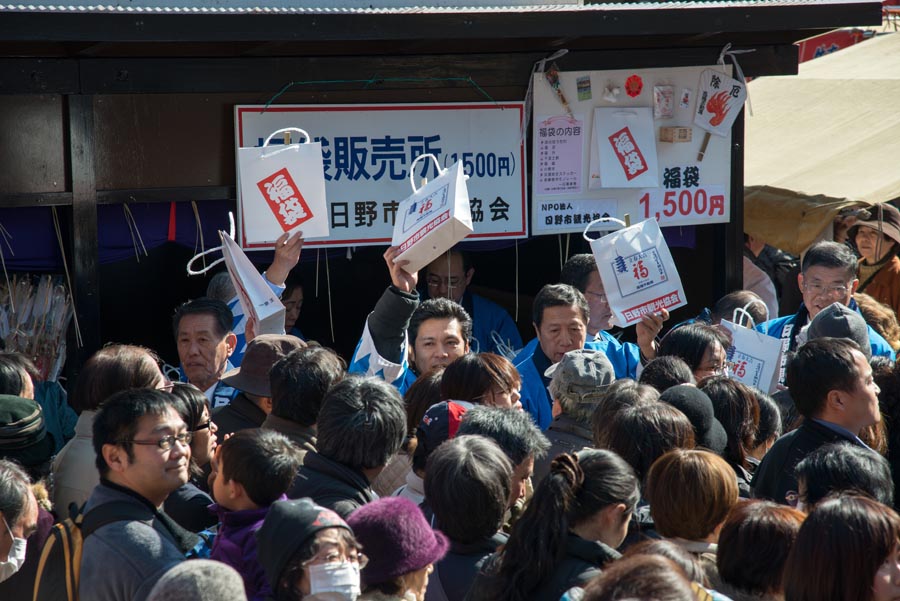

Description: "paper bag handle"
582 217 628 242
186 213 237 276
408 153 446 194
262 128 311 147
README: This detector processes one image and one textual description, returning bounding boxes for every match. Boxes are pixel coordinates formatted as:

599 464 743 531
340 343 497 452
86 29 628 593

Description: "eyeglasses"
193 420 212 432
803 282 850 297
123 432 193 451
584 290 608 303
426 275 462 289
302 551 369 570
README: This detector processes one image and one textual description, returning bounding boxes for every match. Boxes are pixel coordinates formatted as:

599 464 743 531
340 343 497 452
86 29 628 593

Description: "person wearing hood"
850 203 900 321
256 498 364 601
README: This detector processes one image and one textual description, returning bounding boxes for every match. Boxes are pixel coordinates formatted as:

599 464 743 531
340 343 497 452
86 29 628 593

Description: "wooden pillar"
714 106 745 299
66 94 100 366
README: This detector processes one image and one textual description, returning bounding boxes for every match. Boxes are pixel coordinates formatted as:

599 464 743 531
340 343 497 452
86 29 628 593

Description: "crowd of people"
1 202 900 601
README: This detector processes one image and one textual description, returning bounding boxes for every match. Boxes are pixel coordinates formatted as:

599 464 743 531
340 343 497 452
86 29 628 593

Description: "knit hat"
412 400 471 471
221 334 306 397
544 349 615 402
147 560 248 601
0 395 55 468
852 203 900 246
807 302 872 360
255 497 353 590
659 385 728 456
347 496 449 587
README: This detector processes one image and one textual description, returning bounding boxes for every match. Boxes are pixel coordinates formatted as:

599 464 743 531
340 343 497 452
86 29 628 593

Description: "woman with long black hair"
468 449 640 601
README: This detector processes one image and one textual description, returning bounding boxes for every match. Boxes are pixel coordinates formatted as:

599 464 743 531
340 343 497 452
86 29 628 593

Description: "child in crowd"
210 429 303 601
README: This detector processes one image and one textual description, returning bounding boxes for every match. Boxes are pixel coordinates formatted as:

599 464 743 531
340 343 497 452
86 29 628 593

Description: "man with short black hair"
751 337 882 506
173 297 239 409
422 249 522 355
287 376 406 518
424 434 513 601
756 240 894 386
349 246 472 395
512 284 606 429
215 334 305 438
0 459 36 584
263 346 346 458
457 406 550 511
559 253 666 379
81 388 198 601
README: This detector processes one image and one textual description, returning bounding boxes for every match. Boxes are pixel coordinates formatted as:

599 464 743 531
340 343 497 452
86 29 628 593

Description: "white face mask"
0 516 26 583
307 561 361 601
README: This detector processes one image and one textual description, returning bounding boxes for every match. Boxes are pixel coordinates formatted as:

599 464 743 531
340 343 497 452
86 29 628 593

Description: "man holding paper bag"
559 253 668 379
348 246 472 395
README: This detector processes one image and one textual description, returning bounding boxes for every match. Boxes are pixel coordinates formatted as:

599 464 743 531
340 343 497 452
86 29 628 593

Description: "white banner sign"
531 66 733 234
235 103 527 249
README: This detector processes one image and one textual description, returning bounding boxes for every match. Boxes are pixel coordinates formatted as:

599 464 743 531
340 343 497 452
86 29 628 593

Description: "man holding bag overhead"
559 253 667 379
348 246 472 395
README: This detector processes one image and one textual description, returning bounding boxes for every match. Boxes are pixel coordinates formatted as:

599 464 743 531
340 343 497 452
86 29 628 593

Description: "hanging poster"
237 102 527 250
694 69 747 137
531 66 734 235
594 107 659 189
535 114 584 195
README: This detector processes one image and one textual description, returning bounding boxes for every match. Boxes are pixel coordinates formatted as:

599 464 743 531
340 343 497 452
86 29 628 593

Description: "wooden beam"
0 3 882 43
77 45 798 94
0 58 78 94
66 94 100 365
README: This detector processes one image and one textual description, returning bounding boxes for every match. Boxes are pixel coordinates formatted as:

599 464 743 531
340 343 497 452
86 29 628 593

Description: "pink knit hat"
348 496 450 586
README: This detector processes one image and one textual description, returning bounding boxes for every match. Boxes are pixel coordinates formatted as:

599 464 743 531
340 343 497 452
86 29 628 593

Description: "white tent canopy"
746 32 900 205
744 33 900 253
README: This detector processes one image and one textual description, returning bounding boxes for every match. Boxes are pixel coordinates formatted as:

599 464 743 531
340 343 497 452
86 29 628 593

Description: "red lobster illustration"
705 91 732 126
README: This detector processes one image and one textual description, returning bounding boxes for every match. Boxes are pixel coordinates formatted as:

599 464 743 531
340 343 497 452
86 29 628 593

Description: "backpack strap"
81 501 155 538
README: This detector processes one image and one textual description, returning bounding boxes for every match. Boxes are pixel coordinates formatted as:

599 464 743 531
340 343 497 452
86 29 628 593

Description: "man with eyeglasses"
559 253 667 379
421 249 522 355
349 246 474 395
80 388 200 601
755 241 894 386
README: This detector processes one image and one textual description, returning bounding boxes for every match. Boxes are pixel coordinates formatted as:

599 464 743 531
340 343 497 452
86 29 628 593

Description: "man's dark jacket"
286 451 375 519
751 418 867 504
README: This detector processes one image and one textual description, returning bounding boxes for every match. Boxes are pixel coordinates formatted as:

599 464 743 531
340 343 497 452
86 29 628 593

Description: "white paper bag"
237 127 329 245
392 154 473 274
584 217 687 327
220 231 286 336
593 107 659 189
720 319 782 394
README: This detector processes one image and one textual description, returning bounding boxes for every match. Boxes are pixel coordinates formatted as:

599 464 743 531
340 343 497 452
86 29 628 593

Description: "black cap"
659 385 728 456
0 395 54 467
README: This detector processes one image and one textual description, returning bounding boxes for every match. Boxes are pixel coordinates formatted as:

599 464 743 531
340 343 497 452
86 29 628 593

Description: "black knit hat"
0 394 54 467
659 385 728 456
255 497 353 590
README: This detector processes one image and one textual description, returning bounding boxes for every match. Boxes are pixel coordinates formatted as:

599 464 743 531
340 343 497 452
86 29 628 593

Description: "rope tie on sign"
191 201 207 270
558 234 564 271
325 251 335 343
122 202 149 263
315 248 321 298
0 223 14 314
522 49 569 140
514 239 519 324
50 207 83 348
717 43 755 117
262 76 500 113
